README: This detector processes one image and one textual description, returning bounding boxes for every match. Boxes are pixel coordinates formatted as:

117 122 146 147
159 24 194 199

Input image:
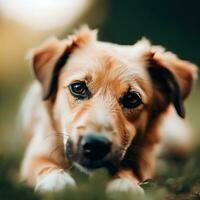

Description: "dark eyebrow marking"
43 44 76 100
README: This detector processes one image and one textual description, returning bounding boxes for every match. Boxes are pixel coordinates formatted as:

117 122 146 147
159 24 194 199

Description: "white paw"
35 170 76 193
107 178 144 195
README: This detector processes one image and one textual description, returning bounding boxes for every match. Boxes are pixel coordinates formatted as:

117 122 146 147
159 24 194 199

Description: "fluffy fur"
19 27 197 192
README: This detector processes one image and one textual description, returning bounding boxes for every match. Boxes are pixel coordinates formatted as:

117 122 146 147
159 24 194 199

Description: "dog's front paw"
35 170 76 193
107 178 144 196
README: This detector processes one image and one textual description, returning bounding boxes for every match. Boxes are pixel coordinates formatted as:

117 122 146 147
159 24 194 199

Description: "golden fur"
20 27 197 192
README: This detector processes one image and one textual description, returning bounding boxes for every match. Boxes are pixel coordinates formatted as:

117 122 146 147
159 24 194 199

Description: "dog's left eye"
68 81 90 99
121 91 142 109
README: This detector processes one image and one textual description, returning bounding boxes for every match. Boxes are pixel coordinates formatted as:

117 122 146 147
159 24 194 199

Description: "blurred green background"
0 0 200 199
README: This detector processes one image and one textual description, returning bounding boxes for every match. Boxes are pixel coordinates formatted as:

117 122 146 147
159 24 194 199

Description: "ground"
0 146 200 200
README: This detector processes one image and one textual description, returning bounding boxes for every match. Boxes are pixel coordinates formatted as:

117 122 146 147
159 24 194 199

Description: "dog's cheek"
121 120 136 149
131 110 149 134
111 109 135 150
52 90 73 132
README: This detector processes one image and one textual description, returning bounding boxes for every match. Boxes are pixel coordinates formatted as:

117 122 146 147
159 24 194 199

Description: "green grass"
0 148 200 200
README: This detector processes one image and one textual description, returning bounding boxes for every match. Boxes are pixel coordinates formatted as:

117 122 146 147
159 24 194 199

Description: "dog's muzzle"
79 134 111 167
65 133 118 170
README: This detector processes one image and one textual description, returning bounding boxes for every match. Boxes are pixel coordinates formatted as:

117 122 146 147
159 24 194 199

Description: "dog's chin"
73 161 108 174
79 157 111 170
74 152 125 175
74 158 119 175
65 142 126 174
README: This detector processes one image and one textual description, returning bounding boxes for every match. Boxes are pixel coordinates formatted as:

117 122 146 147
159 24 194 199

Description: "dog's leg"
19 84 76 192
20 128 76 192
21 155 76 192
107 169 144 195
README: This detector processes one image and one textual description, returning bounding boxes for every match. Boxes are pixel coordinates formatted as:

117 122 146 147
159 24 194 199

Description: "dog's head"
29 27 197 172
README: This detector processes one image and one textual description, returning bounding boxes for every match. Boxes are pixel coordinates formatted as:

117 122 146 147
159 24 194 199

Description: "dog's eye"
69 81 90 99
121 91 142 109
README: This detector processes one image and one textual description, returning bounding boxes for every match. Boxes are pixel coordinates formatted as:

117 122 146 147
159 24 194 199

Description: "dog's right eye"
120 90 143 109
68 81 90 99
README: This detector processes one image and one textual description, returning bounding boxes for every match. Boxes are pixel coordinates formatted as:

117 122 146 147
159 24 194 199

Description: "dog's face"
30 27 197 171
53 43 153 171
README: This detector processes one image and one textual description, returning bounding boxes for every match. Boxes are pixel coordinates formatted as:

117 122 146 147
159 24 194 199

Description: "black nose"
80 134 111 161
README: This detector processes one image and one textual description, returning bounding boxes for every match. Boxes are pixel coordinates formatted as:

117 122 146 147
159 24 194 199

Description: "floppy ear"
28 26 97 100
29 37 70 100
147 46 198 118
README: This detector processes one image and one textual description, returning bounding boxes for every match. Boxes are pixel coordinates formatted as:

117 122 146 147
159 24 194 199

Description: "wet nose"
80 133 111 161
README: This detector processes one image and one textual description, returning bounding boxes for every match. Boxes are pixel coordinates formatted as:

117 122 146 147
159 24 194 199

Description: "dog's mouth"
65 136 125 174
70 150 123 175
77 150 122 173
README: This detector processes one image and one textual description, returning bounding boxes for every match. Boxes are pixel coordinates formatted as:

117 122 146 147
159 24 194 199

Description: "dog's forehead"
59 42 152 102
64 41 150 84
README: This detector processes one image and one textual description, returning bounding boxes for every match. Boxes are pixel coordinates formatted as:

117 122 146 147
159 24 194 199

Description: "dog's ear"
28 26 97 100
147 46 197 118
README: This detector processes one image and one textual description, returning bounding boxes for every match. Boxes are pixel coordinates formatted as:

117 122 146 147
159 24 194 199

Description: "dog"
19 26 197 193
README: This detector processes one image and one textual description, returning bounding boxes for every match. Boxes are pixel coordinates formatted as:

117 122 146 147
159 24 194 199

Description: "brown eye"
69 81 90 99
121 91 142 109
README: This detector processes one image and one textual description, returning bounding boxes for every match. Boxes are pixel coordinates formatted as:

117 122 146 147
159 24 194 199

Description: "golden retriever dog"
19 27 197 193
